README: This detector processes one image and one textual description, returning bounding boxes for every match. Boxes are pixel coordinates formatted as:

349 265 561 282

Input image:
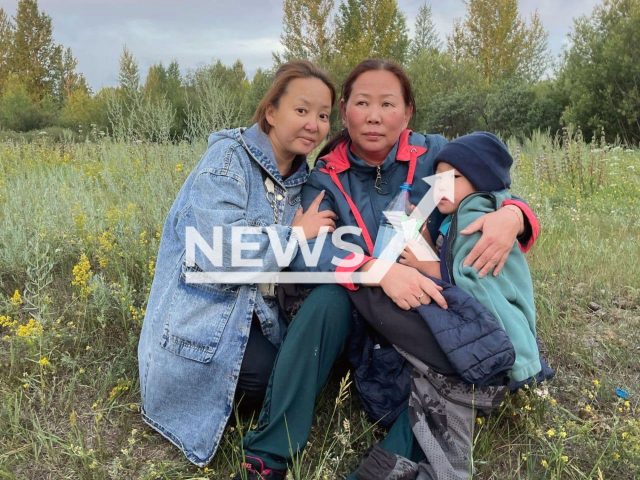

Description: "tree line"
0 0 638 144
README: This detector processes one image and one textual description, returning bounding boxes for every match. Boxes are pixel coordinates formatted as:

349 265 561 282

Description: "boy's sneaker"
232 455 286 480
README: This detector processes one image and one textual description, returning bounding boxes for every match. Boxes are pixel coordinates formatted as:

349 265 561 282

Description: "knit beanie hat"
433 132 513 192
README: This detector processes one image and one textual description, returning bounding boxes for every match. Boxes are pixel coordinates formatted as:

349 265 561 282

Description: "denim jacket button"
266 321 274 327
276 194 283 201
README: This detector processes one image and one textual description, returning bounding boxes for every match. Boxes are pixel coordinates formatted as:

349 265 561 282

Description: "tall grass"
0 129 639 479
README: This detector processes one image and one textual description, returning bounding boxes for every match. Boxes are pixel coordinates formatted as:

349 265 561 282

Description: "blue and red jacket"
289 130 539 284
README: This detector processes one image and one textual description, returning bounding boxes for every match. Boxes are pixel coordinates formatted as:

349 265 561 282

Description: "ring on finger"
416 293 425 300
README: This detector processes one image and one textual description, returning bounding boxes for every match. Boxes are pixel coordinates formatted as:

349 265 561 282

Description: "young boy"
399 131 541 384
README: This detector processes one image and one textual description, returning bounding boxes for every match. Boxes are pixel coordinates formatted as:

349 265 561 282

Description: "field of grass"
0 130 639 479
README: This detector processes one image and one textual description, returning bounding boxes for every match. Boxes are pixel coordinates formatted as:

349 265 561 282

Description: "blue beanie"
433 132 513 192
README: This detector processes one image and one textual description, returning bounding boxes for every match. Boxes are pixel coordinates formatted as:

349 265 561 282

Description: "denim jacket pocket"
160 264 238 363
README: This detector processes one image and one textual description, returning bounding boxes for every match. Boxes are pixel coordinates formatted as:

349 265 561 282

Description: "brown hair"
252 60 336 134
316 58 416 162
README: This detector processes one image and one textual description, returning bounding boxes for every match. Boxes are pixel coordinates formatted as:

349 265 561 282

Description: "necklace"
375 165 389 195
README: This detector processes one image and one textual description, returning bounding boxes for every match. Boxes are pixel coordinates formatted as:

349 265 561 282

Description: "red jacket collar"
318 129 426 174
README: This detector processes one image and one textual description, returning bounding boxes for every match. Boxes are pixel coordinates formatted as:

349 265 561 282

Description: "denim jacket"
137 124 308 466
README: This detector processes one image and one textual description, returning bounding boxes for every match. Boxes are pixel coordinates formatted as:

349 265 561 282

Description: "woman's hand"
379 262 447 311
460 205 523 277
291 191 337 240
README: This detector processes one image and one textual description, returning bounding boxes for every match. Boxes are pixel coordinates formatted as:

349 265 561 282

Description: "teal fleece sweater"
446 190 541 383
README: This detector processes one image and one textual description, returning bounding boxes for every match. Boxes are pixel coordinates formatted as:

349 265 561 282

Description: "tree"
0 73 49 131
275 0 334 68
59 47 88 101
0 8 13 93
407 50 487 137
144 62 168 101
117 45 140 99
242 67 274 123
165 60 187 137
409 2 441 58
559 0 640 143
447 0 550 83
9 0 62 100
333 0 409 66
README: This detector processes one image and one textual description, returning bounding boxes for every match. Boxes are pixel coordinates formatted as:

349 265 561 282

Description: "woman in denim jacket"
137 60 337 466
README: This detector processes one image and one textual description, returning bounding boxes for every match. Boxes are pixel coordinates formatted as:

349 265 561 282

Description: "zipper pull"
374 165 389 195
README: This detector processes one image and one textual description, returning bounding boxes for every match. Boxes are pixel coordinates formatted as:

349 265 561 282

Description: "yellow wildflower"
39 357 51 367
551 398 557 406
108 379 132 400
72 254 94 298
546 429 555 438
16 318 44 339
560 430 567 438
541 460 548 468
0 315 17 329
624 401 630 408
476 417 484 425
585 405 592 412
23 383 28 389
593 379 600 388
10 290 23 306
561 455 568 462
614 453 620 460
521 454 527 461
176 163 184 173
622 432 629 438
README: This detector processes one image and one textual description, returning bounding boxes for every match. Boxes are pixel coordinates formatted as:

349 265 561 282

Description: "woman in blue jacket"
137 60 338 467
237 59 539 479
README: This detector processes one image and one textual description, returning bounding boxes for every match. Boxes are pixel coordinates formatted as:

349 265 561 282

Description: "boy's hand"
399 239 440 277
399 240 430 269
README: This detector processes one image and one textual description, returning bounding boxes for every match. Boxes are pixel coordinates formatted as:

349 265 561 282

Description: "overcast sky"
0 0 602 91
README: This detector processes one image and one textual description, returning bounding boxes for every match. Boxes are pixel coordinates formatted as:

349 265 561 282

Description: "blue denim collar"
236 124 310 188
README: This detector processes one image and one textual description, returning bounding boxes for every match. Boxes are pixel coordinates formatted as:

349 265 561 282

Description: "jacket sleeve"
185 150 300 275
451 202 541 382
289 172 372 289
502 196 539 252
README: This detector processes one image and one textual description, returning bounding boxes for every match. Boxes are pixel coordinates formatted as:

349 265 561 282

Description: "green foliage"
117 45 140 100
559 0 640 144
275 0 334 68
484 78 566 139
408 50 487 136
242 67 275 124
0 73 57 131
59 89 100 130
333 0 409 69
0 8 13 93
409 2 441 58
448 0 550 83
59 47 89 101
9 0 62 100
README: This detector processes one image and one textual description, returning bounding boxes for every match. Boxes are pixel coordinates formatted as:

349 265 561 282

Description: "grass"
0 130 639 479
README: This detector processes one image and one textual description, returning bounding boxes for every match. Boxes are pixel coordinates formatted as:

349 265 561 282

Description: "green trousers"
242 285 353 470
242 284 425 474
